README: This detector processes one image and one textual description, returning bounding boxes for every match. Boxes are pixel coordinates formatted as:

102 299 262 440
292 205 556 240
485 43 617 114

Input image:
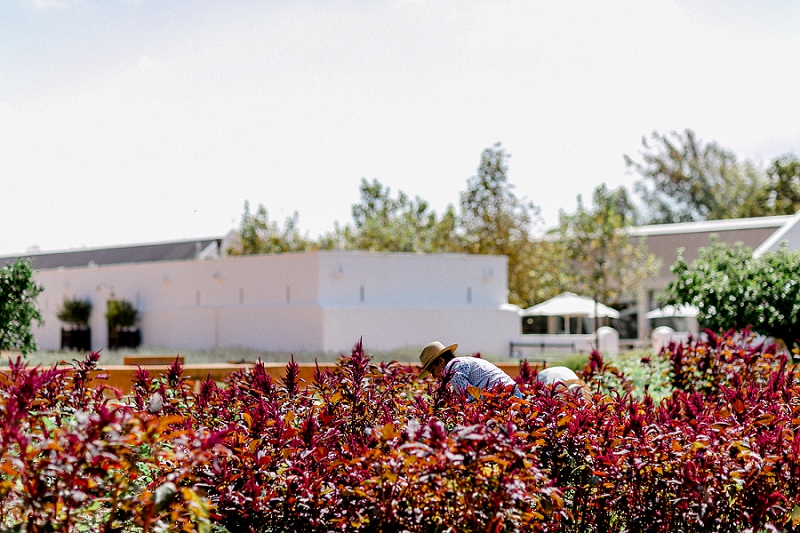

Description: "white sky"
2 0 799 255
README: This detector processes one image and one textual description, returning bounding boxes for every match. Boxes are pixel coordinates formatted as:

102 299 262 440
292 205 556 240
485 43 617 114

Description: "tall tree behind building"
320 179 460 253
625 129 770 223
227 201 315 255
459 143 544 306
555 184 660 306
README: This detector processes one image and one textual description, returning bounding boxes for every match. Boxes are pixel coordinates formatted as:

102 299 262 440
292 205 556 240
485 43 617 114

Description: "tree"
321 178 460 253
626 129 769 223
662 240 800 348
0 258 44 355
228 201 315 255
764 154 800 215
555 184 660 306
459 143 543 306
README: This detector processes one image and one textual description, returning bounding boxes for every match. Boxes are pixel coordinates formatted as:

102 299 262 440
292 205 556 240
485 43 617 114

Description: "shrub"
57 296 93 328
4 332 800 532
106 299 139 330
0 258 43 355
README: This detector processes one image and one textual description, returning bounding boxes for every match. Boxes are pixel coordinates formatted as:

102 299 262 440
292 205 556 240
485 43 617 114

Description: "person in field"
418 341 522 398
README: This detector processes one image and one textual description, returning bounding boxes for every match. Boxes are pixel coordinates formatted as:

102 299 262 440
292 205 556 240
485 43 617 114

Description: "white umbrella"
645 304 699 319
521 292 620 318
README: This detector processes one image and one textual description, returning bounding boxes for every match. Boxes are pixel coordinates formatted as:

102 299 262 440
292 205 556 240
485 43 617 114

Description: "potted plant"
57 297 92 351
106 298 141 350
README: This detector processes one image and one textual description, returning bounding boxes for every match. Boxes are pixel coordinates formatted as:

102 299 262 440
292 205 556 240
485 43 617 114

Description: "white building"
4 242 519 357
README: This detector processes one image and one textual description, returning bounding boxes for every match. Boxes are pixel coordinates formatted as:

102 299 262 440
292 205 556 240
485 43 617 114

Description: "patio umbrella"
645 304 699 319
521 291 620 318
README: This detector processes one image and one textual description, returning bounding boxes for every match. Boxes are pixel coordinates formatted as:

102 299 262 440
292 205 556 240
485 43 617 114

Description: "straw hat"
418 341 458 377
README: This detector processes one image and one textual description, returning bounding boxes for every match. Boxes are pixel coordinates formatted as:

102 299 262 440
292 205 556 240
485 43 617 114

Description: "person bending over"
536 366 587 393
419 341 521 398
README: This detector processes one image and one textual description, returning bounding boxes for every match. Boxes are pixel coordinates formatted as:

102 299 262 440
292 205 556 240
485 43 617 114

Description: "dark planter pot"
61 327 91 352
108 328 141 350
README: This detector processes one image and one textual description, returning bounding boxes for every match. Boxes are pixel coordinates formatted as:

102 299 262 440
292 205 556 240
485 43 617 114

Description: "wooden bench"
123 355 184 366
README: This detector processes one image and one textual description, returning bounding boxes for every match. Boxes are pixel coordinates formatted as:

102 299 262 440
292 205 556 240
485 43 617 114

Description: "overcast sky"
2 0 799 255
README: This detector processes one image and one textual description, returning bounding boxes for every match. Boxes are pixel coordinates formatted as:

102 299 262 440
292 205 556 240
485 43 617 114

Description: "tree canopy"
459 144 543 305
320 179 459 253
231 134 800 310
626 129 800 224
554 184 659 306
227 201 315 255
625 129 771 223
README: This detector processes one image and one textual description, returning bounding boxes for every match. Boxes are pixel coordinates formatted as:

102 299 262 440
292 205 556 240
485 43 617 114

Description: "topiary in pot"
57 297 92 329
106 299 140 350
106 299 139 331
57 296 92 351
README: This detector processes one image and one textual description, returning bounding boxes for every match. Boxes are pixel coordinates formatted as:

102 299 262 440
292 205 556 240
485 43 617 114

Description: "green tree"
322 178 459 253
764 154 800 215
662 240 800 348
0 258 44 355
459 143 542 306
626 129 769 223
228 201 315 255
555 184 660 306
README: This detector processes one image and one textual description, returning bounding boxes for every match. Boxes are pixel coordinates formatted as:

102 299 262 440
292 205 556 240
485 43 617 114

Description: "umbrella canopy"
521 292 620 319
645 304 699 319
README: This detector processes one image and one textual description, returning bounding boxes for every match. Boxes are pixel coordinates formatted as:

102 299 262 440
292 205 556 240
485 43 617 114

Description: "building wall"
323 306 519 357
316 251 508 308
32 250 517 356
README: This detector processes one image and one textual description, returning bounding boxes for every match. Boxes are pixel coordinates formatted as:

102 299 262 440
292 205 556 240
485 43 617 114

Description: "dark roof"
0 238 221 270
629 216 790 277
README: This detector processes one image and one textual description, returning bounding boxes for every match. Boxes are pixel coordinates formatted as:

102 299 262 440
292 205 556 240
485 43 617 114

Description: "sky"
1 0 799 256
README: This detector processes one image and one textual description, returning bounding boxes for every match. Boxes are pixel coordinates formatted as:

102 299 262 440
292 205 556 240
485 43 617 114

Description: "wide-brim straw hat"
419 341 458 377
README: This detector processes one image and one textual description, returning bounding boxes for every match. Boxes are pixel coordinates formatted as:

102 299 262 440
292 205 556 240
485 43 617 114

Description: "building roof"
629 215 794 276
0 238 222 270
629 215 792 237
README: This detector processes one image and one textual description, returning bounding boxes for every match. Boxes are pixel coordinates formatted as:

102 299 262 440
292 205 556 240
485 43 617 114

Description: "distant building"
630 212 800 339
1 240 518 357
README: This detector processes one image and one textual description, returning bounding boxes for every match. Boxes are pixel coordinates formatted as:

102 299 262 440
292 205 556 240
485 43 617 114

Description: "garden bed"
2 330 799 532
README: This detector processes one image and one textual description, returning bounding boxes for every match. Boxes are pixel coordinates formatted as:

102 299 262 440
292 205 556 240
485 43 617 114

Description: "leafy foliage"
227 201 315 255
106 299 139 331
765 154 800 215
555 184 660 306
626 129 770 223
320 178 460 253
0 352 223 532
662 240 800 347
459 143 543 306
56 296 93 328
0 258 43 355
6 334 800 531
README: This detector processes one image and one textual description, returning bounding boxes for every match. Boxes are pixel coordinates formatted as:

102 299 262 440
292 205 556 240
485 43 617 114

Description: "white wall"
317 251 508 307
32 250 516 356
323 306 519 357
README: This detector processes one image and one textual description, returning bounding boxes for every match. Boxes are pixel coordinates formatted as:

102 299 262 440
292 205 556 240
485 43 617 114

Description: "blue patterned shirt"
444 357 520 397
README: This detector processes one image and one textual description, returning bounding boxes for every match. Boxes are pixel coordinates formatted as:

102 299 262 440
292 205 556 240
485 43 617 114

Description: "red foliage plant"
4 330 800 532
